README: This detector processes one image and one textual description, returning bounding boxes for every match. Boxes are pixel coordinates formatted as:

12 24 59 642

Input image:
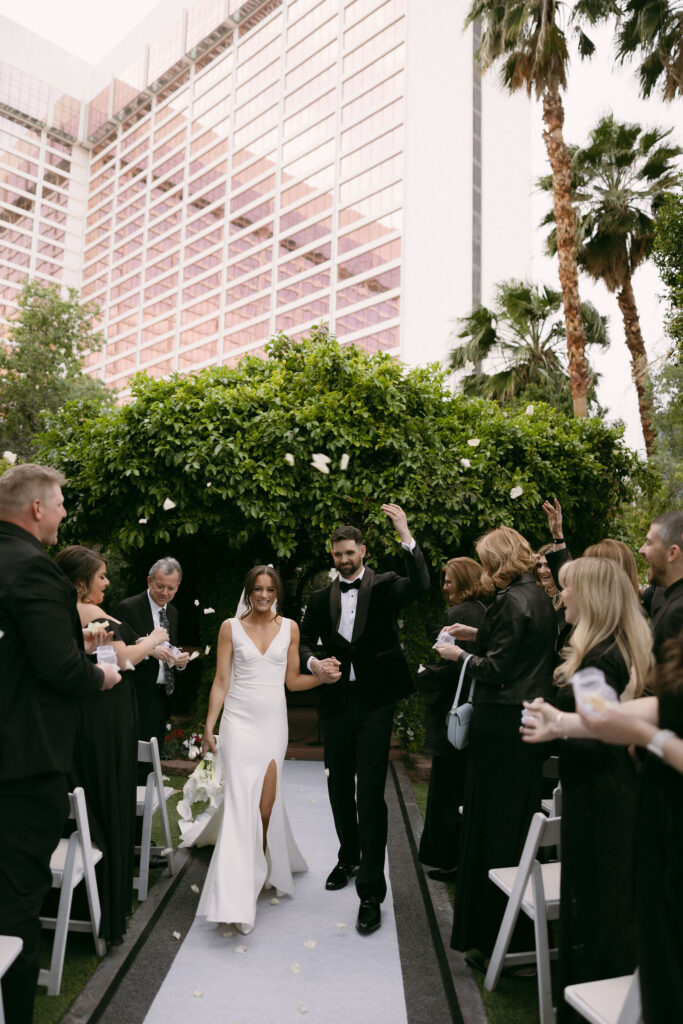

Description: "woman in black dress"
55 546 169 944
417 557 491 881
435 526 556 964
521 557 654 1023
575 634 683 1024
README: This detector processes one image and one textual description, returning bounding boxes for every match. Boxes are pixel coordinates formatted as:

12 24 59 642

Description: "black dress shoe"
325 861 359 891
356 897 381 935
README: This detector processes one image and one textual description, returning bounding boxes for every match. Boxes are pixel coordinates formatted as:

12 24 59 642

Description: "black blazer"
112 590 179 690
299 544 430 717
0 521 103 781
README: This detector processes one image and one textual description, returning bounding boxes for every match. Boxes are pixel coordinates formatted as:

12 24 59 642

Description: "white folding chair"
564 970 643 1024
38 787 105 996
541 782 562 818
134 736 176 901
0 936 23 1024
484 812 562 1024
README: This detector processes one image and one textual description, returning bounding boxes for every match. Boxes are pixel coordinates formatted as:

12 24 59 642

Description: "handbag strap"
449 654 474 714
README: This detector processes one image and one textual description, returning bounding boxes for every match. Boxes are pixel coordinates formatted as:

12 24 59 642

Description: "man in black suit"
0 464 121 1024
300 503 430 935
113 557 188 754
639 511 683 662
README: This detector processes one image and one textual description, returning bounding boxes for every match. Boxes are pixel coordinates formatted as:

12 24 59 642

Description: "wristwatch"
646 728 676 759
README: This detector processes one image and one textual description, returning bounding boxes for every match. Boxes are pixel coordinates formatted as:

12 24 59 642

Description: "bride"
190 565 340 934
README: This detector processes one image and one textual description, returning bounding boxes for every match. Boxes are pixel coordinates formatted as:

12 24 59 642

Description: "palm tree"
448 279 608 412
540 114 681 456
465 0 591 416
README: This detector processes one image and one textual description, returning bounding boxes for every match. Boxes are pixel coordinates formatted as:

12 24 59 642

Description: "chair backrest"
69 787 95 852
517 812 561 880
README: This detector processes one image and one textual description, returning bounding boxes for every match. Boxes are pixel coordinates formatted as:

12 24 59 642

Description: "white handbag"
446 654 474 750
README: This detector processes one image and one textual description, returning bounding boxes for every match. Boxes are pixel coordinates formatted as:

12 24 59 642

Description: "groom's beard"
336 558 362 579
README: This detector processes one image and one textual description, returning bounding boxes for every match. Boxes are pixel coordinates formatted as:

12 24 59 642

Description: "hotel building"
0 0 534 389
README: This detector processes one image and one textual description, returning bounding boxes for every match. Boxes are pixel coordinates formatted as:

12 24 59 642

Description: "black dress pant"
0 773 69 1024
321 689 394 902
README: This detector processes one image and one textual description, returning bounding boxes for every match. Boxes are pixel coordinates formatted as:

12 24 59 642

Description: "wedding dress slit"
194 617 307 929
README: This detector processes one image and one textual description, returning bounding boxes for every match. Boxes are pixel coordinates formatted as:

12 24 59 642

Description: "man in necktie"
300 504 430 935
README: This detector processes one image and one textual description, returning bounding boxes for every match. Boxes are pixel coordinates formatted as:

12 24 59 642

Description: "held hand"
201 732 217 757
542 498 563 539
381 503 412 544
83 628 114 654
435 643 464 662
520 699 559 743
443 623 478 643
576 702 645 747
173 651 191 669
312 656 342 683
99 663 121 690
323 668 342 685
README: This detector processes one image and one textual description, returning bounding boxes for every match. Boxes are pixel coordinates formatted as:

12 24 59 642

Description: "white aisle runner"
144 760 409 1024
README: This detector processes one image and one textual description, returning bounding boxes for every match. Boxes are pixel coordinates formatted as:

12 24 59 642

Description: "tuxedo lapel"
352 567 374 642
329 579 342 632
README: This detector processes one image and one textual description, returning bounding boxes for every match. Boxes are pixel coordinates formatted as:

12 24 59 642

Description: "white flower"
467 438 480 447
2 451 17 465
194 599 200 606
270 897 279 905
162 498 176 511
138 518 148 525
340 453 350 470
510 485 524 499
303 939 316 949
172 930 181 940
204 645 211 655
187 745 200 760
290 963 301 974
284 453 295 466
193 990 203 998
166 722 172 730
460 458 471 469
327 567 338 581
525 404 535 415
203 607 215 615
234 945 247 954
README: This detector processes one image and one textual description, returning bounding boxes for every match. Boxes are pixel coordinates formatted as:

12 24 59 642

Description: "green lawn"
33 776 188 1024
409 776 541 1024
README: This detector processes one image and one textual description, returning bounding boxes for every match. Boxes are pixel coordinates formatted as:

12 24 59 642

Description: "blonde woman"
521 557 654 1023
435 526 556 969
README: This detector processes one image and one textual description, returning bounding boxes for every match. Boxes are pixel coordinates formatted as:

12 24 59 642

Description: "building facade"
0 0 534 390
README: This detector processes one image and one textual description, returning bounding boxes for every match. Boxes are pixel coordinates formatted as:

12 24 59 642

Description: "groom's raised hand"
381 503 413 546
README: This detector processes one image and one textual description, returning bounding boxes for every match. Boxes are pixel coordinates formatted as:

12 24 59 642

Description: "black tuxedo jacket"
0 521 103 781
112 590 179 691
299 544 430 717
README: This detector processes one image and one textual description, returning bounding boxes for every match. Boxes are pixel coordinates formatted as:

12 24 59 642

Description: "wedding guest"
521 557 653 1023
55 545 169 944
0 465 120 1024
416 557 491 882
436 526 555 969
639 511 683 661
535 543 563 609
575 633 683 1024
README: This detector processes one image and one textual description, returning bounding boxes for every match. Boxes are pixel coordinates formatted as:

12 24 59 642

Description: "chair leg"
157 789 177 877
46 840 77 996
136 776 154 901
484 884 524 990
531 862 555 1024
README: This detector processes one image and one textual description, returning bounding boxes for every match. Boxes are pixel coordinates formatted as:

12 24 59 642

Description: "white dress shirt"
147 590 167 686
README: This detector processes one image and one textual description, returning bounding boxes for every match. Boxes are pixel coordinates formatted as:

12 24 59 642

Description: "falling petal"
161 847 173 856
525 404 534 415
190 883 200 894
194 599 200 606
193 990 203 998
138 518 148 524
206 482 212 487
284 453 295 466
510 486 524 499
123 660 135 671
310 459 330 474
188 650 200 660
311 452 331 464
270 897 279 905
221 929 233 937
162 498 176 511
298 1007 308 1015
234 945 247 954
0 630 4 639
309 798 316 805
327 567 338 581
324 768 330 777
203 607 215 615
290 963 301 974
337 923 347 930
467 438 480 447
460 458 471 469
172 931 181 940
303 940 316 949
340 453 350 470
2 451 17 465
205 645 211 655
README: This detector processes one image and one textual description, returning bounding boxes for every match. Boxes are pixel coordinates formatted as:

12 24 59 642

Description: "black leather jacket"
467 572 556 706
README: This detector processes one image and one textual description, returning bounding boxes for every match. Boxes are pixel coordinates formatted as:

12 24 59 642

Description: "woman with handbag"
416 558 491 882
435 526 556 969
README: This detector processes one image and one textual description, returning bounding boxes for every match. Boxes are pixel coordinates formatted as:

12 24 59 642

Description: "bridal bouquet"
177 749 224 847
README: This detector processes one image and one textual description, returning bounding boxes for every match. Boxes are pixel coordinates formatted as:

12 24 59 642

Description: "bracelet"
555 712 568 740
646 729 676 760
552 537 565 544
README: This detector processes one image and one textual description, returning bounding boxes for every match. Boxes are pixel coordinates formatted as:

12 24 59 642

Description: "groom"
300 504 430 934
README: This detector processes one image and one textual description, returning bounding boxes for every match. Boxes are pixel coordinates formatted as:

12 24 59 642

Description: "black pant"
321 691 394 902
0 773 69 1024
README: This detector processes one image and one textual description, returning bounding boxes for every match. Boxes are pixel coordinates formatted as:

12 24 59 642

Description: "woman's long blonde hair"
475 526 537 590
554 557 653 697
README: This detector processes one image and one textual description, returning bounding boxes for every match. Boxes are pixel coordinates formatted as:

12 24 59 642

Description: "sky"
0 0 679 454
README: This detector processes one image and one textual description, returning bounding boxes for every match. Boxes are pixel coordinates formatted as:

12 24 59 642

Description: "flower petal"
303 939 316 949
510 485 524 499
194 599 200 606
190 883 200 894
336 923 347 930
340 453 350 471
138 518 148 524
467 438 480 447
460 458 471 469
284 453 295 466
234 944 247 954
188 650 200 661
3 451 17 465
162 498 176 511
525 404 535 415
310 460 330 474
203 607 215 614
204 645 211 655
270 897 279 905
298 1006 308 1014
193 990 203 998
290 963 301 974
123 660 135 671
172 930 181 940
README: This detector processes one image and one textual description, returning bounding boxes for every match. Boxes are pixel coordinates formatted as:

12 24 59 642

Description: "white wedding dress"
191 616 307 929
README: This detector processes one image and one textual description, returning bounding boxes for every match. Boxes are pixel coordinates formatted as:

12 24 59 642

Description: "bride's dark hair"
240 565 284 618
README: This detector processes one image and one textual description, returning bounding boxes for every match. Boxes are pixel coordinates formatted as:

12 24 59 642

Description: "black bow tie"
340 578 362 593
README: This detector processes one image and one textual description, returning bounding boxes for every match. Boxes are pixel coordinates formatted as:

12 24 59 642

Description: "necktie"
340 578 362 593
158 605 174 696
